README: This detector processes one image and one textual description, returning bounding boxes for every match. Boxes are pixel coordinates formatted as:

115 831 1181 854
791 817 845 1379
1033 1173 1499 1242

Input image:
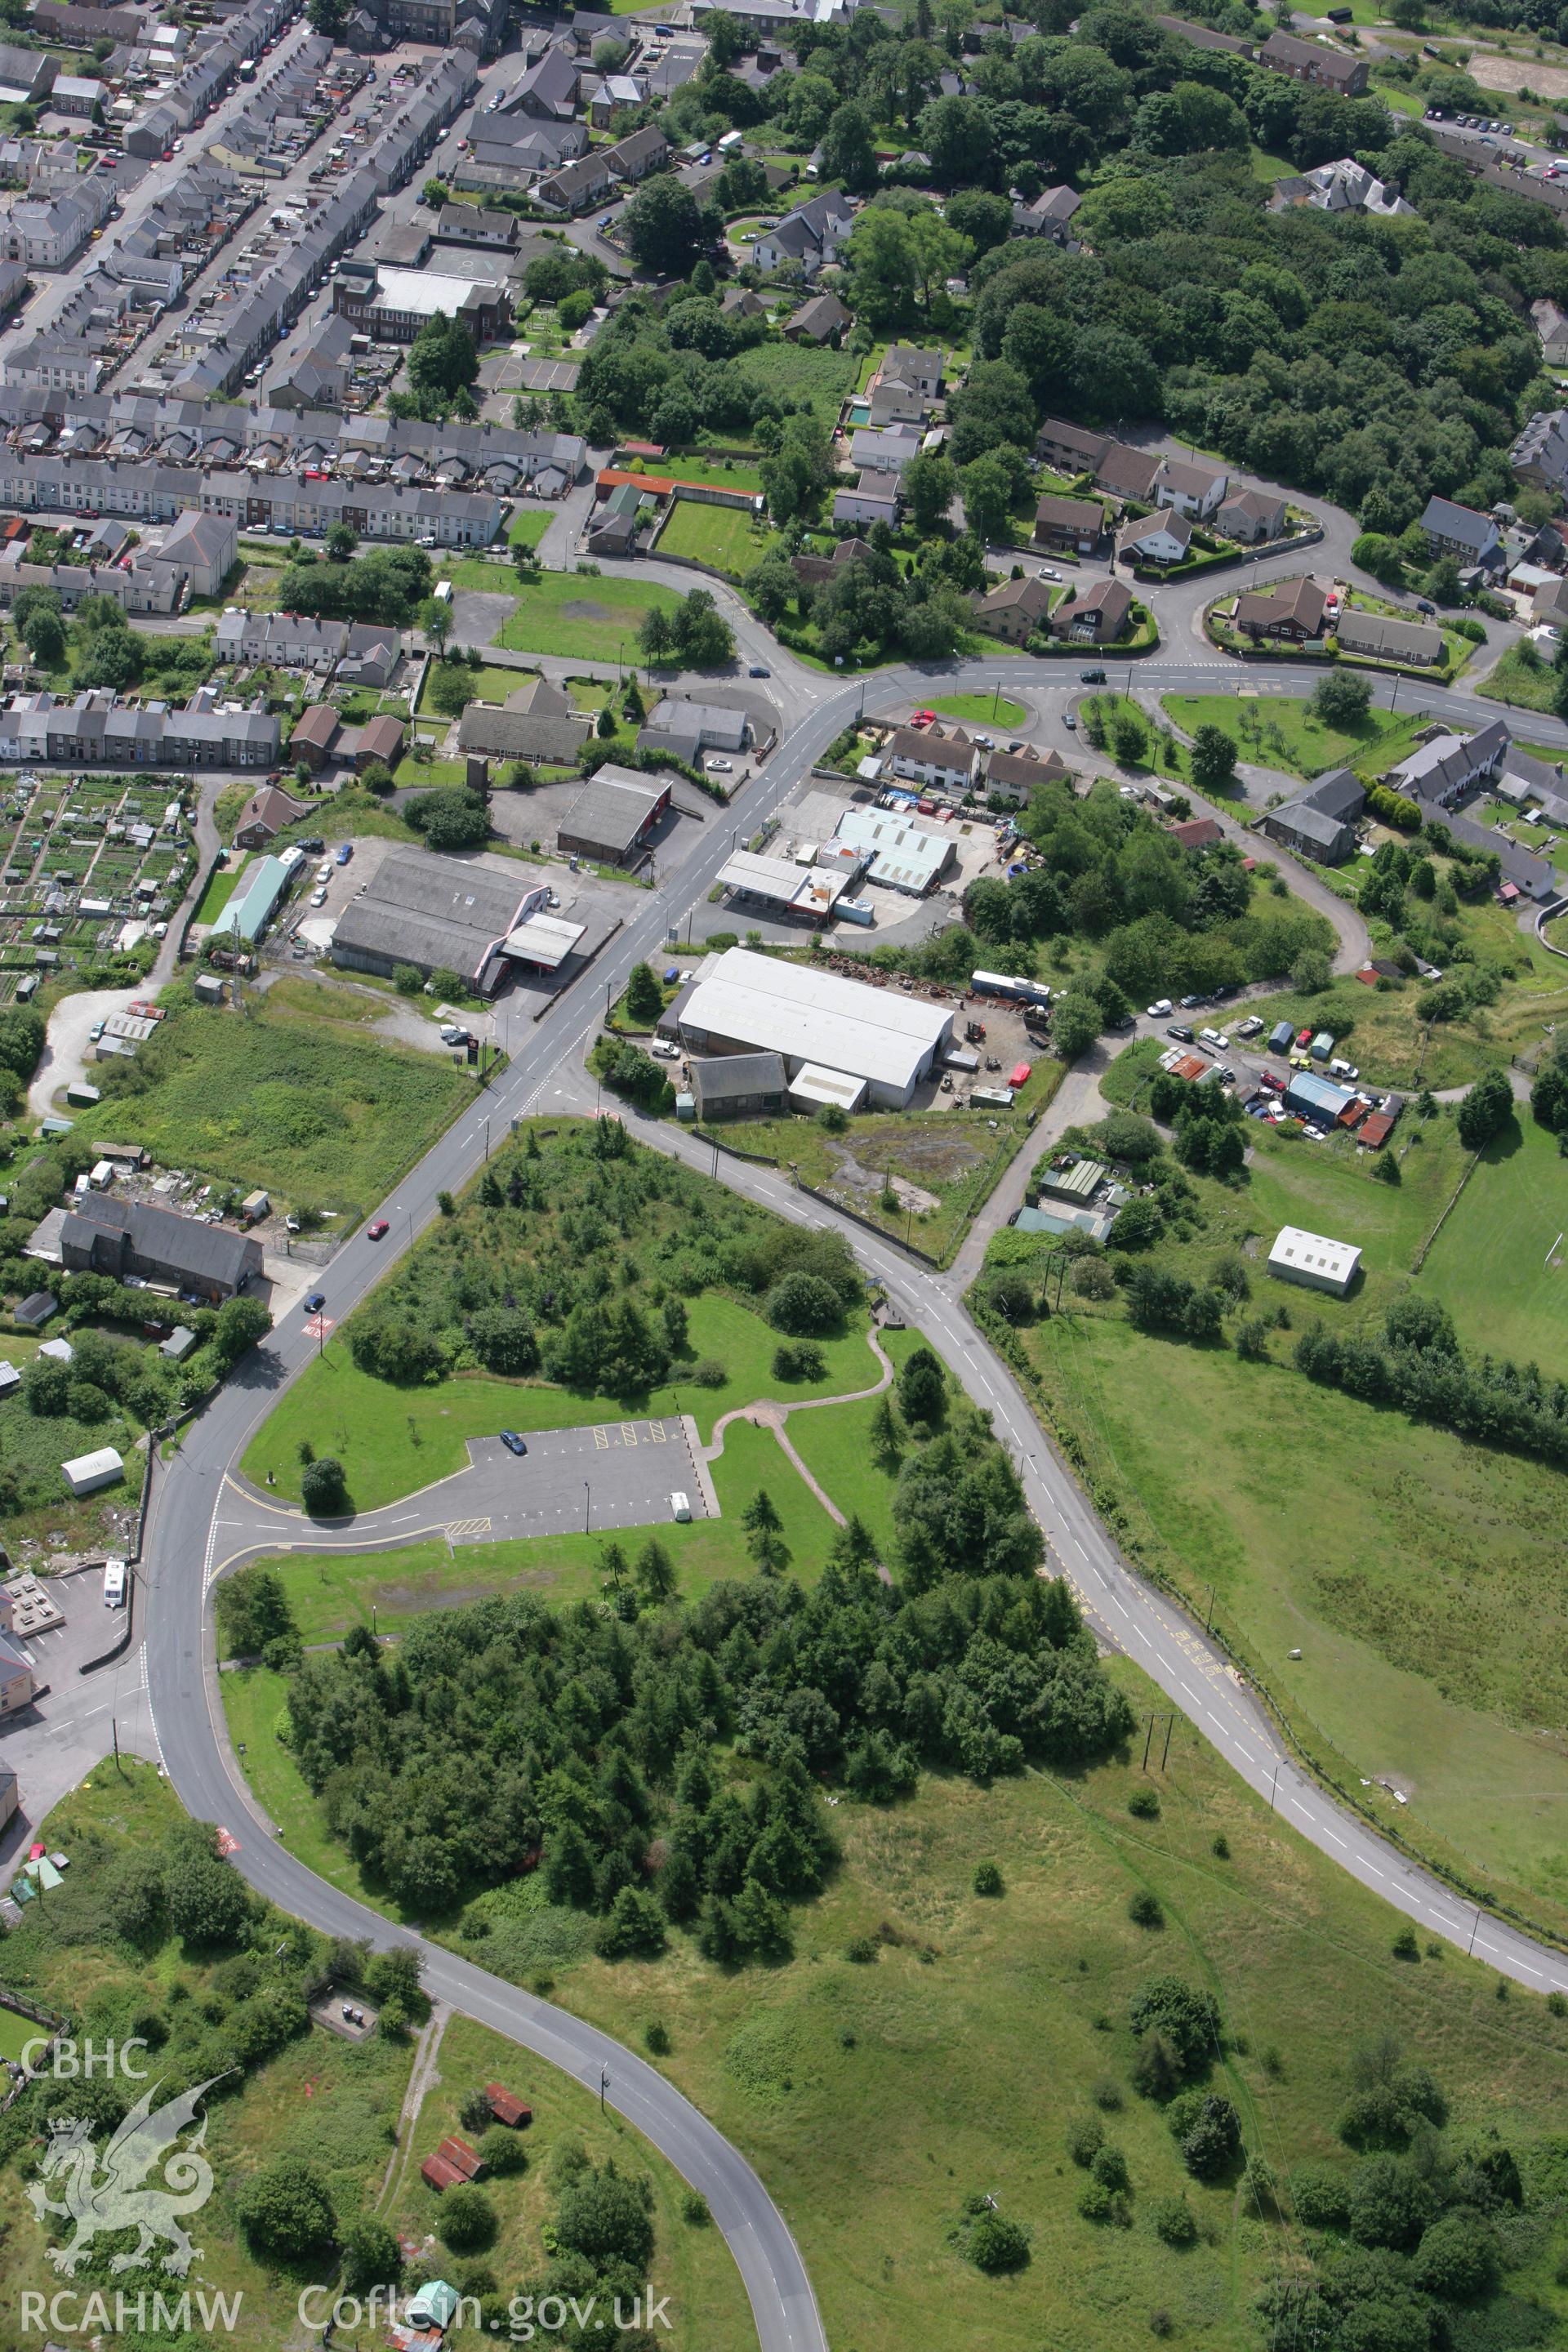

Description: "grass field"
242 1294 887 1508
94 983 469 1218
1162 693 1427 782
733 339 855 429
229 1414 841 1647
656 498 784 579
930 691 1028 727
627 453 765 495
492 569 684 662
192 858 246 926
1022 1290 1568 1935
0 2005 42 2063
1418 1110 1568 1374
1478 640 1559 715
225 1643 1568 2352
415 660 528 715
507 507 552 552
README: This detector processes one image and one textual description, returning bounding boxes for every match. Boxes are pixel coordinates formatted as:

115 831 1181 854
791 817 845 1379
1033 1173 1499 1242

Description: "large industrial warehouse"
676 947 953 1110
330 854 537 996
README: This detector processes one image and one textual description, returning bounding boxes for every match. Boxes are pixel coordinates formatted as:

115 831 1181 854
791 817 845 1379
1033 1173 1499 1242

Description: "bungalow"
1169 816 1223 851
234 784 310 850
1215 485 1287 544
291 706 342 773
886 722 974 793
1232 575 1325 643
1032 493 1106 554
1051 577 1133 641
723 286 767 321
850 424 921 475
1116 509 1192 568
1334 608 1445 666
970 572 1054 644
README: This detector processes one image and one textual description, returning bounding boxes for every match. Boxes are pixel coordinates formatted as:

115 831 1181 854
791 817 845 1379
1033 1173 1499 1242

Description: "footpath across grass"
242 1294 885 1508
231 1414 841 1646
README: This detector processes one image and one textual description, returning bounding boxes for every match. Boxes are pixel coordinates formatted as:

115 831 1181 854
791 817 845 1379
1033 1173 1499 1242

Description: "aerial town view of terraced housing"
2 0 1568 2345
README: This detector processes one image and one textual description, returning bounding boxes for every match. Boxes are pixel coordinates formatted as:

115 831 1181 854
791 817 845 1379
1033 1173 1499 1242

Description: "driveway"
29 986 144 1119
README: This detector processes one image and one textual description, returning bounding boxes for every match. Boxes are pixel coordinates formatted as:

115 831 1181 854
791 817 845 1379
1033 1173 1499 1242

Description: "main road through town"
141 648 1568 2352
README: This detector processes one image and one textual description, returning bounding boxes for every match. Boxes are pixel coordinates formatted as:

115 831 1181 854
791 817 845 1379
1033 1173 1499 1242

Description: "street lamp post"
583 1480 591 1535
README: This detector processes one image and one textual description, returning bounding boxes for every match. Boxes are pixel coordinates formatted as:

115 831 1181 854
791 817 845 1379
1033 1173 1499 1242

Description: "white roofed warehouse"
1267 1225 1362 1298
677 946 953 1110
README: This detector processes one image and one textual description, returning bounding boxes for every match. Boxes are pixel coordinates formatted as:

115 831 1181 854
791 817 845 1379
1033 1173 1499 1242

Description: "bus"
970 969 1052 1009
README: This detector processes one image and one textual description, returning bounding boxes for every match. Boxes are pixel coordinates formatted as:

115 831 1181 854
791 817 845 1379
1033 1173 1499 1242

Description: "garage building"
678 945 952 1110
330 853 534 995
832 807 955 895
558 766 671 867
717 848 849 924
688 1051 788 1120
1267 1224 1361 1298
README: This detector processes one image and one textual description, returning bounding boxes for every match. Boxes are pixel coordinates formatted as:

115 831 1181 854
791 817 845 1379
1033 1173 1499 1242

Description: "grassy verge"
241 1294 886 1508
507 508 552 551
192 859 246 926
930 691 1027 728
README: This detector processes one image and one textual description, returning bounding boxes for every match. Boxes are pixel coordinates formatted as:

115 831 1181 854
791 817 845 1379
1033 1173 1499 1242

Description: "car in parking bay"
500 1430 528 1456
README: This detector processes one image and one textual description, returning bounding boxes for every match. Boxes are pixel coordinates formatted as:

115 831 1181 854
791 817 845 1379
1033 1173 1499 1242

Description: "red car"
368 1218 390 1240
1296 1027 1313 1048
1258 1071 1285 1094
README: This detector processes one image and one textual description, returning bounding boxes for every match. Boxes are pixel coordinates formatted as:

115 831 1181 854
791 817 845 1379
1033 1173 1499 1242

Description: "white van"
1199 1027 1222 1050
670 1492 691 1523
103 1558 127 1609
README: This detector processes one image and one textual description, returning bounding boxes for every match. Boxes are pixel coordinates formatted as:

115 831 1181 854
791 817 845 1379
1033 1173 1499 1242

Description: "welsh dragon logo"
28 2074 230 2278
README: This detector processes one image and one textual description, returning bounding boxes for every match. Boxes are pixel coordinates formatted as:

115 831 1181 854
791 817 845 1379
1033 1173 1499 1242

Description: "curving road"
140 646 1568 2352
